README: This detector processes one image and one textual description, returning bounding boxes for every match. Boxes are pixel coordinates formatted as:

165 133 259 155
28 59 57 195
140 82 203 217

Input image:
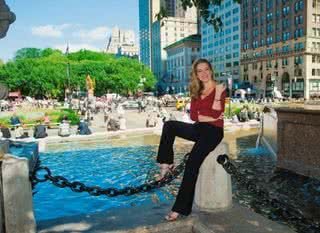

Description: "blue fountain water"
32 145 184 221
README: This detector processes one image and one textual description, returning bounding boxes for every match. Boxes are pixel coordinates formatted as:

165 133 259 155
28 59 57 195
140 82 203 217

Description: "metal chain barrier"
217 154 320 233
30 153 190 197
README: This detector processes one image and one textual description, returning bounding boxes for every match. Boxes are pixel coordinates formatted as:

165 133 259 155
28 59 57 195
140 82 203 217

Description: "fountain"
260 102 320 178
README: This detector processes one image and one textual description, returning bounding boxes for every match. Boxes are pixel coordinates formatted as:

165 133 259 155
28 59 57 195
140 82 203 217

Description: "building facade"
241 0 320 99
201 1 241 87
164 34 201 94
151 6 198 81
105 27 139 57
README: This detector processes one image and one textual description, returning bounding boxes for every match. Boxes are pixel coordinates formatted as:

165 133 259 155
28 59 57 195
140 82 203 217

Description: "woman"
156 58 226 221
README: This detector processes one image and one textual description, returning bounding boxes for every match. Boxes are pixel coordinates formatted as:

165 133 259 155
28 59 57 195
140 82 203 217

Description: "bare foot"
155 164 174 181
165 211 180 221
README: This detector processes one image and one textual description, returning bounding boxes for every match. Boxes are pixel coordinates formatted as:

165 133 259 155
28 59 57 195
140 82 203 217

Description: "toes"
165 212 179 221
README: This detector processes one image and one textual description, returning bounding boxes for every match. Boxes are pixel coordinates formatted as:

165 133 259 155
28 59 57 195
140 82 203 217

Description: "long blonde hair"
189 58 214 99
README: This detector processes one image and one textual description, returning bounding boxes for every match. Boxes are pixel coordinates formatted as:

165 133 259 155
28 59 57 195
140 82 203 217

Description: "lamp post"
65 43 71 107
222 72 233 118
139 76 146 93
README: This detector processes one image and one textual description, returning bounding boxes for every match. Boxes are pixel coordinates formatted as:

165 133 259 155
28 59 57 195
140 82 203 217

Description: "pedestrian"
77 119 92 135
10 112 21 127
156 58 226 221
43 112 51 128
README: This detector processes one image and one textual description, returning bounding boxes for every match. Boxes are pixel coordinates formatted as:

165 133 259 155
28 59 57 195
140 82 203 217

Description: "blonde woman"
156 58 226 221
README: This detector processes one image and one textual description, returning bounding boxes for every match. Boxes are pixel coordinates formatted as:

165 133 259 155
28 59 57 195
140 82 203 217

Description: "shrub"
57 109 80 125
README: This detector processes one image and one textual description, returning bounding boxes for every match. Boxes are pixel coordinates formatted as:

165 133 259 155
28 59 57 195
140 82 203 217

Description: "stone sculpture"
0 0 15 39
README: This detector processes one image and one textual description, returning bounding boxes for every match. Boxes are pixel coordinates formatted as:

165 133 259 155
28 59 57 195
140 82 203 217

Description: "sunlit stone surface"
275 105 320 178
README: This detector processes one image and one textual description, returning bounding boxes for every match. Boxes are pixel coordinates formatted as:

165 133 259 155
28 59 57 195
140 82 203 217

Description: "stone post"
194 142 232 212
1 155 36 233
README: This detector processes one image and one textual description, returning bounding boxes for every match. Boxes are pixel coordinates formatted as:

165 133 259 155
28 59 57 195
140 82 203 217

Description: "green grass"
0 108 79 127
224 102 262 119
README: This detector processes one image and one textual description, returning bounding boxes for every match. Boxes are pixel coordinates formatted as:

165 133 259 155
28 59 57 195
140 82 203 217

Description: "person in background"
156 58 226 221
15 124 27 139
43 112 51 128
10 112 21 127
33 120 48 139
77 119 92 135
0 123 11 139
58 116 71 137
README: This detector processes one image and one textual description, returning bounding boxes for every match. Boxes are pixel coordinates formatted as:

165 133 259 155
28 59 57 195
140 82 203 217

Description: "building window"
282 58 289 66
282 32 290 41
282 6 290 16
295 0 304 12
295 15 303 25
294 56 303 65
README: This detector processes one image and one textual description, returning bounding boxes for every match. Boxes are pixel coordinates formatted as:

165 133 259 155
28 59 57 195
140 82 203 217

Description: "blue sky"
0 0 139 62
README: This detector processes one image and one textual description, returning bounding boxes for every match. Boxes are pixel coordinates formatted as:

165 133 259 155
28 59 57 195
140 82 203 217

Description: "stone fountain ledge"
9 120 260 153
275 105 320 178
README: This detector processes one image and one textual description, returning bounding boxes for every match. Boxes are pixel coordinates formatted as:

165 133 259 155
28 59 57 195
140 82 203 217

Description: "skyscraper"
201 1 240 86
139 0 161 67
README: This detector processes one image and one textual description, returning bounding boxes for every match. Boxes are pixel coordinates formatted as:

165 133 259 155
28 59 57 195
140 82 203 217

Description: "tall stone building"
105 27 139 58
139 0 197 73
152 12 198 80
164 34 201 94
201 0 241 86
241 0 320 99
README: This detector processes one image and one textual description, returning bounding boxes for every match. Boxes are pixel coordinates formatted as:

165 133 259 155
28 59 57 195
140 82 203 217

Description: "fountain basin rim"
274 106 320 115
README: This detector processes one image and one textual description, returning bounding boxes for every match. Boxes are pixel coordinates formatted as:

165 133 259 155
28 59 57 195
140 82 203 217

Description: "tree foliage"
157 0 241 31
0 48 156 99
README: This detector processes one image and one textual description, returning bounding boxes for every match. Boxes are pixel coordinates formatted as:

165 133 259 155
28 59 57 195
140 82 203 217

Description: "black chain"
217 154 320 233
30 153 190 197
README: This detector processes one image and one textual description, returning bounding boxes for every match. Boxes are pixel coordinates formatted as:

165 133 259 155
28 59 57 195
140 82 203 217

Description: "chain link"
30 153 190 198
216 154 320 233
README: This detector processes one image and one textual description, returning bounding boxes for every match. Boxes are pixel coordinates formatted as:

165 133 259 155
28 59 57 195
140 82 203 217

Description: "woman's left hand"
215 83 226 99
212 84 226 111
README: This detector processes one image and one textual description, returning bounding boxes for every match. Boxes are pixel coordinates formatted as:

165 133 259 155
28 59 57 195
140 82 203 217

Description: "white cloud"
54 43 101 53
31 24 71 38
73 26 110 41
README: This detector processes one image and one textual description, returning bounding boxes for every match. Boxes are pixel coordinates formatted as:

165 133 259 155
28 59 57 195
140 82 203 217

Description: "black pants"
157 120 224 216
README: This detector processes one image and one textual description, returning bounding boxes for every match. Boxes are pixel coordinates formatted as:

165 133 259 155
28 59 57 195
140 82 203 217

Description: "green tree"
0 48 156 99
14 48 42 60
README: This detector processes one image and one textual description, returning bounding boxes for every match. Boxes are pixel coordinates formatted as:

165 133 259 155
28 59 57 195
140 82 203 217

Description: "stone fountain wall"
276 106 320 178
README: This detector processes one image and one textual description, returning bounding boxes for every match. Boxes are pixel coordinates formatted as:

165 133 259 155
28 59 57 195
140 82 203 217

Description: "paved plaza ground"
16 107 182 138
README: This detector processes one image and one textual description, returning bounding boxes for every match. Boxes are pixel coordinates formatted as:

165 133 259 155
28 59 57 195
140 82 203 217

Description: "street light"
65 43 71 107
